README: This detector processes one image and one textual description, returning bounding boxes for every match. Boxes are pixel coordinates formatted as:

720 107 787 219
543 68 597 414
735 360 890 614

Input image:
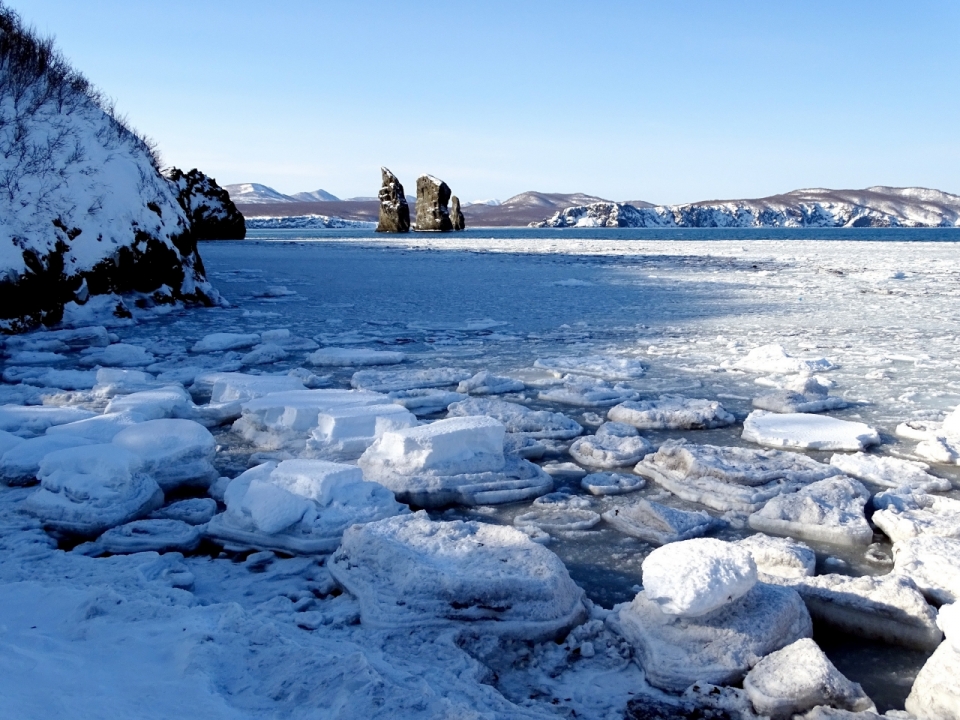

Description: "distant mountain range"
229 183 960 228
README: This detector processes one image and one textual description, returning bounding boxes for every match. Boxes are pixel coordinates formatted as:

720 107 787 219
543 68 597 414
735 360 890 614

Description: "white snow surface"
608 395 735 430
742 411 880 451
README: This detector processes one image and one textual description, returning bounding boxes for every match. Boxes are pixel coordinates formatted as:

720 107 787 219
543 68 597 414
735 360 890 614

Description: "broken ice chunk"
388 389 467 415
0 405 96 437
736 533 816 581
580 472 645 496
0 434 96 486
191 332 261 353
872 488 960 542
447 397 582 440
569 422 651 469
608 395 735 430
307 347 405 366
732 344 837 374
351 367 471 392
97 519 201 554
892 536 960 604
306 403 418 460
905 638 960 720
240 343 288 365
601 498 721 545
742 411 880 451
148 497 217 525
533 354 646 380
194 371 306 403
538 374 638 408
112 418 217 491
456 371 524 395
829 452 950 492
105 385 196 420
79 343 155 367
513 506 601 533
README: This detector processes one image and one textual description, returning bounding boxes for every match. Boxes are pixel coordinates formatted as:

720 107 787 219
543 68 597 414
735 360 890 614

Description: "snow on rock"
608 396 735 430
112 419 217 492
829 452 950 492
0 434 95 485
748 476 873 547
905 638 960 720
736 533 816 581
534 354 646 380
538 375 638 408
447 397 583 440
733 345 837 375
351 367 471 392
742 411 880 451
22 444 163 536
580 471 645 495
307 347 405 367
776 573 942 650
641 538 758 617
602 498 721 545
148 497 217 525
78 343 156 367
329 512 587 639
97 519 201 554
105 385 195 420
388 388 467 415
358 416 552 507
634 440 839 513
305 403 418 460
191 333 261 353
569 422 651 469
456 371 524 395
892 536 960 604
872 488 960 542
0 405 96 437
166 167 245 240
205 460 405 554
743 638 875 718
618 581 812 692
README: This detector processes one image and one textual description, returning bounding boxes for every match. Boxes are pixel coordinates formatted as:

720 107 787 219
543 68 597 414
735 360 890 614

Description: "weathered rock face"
376 167 410 233
415 175 453 232
167 168 246 240
451 196 466 231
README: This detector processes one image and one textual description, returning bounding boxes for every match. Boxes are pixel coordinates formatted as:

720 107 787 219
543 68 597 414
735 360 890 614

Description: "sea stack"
451 196 466 231
376 167 410 233
415 175 453 232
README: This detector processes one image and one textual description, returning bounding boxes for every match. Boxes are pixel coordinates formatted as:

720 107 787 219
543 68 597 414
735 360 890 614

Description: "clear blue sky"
19 0 960 203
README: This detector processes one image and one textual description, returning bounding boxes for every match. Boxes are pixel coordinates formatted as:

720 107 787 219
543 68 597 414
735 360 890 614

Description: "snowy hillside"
534 187 960 228
0 7 218 331
222 183 297 204
291 189 340 202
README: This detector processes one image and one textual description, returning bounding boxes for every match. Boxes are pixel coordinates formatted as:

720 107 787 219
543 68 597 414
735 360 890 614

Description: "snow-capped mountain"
534 187 960 228
502 191 610 210
291 189 340 202
222 183 298 204
464 199 502 207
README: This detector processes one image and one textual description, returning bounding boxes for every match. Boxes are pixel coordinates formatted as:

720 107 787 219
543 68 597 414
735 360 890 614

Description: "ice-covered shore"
2 234 960 718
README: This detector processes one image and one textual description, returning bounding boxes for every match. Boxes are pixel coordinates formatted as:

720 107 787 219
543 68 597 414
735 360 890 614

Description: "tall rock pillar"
415 175 453 232
376 167 410 233
451 196 466 231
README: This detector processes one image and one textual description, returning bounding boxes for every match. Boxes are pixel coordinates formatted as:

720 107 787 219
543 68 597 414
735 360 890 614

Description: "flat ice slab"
194 372 306 403
748 476 873 547
742 411 880 451
537 375 638 408
581 472 645 496
307 403 417 460
871 489 960 543
602 498 721 546
190 332 260 353
456 371 524 395
351 367 471 392
514 506 601 533
97 519 201 554
618 581 812 692
447 397 583 440
892 536 960 604
569 422 651 469
0 405 96 437
736 533 816 581
45 412 145 443
329 512 586 640
308 347 405 366
112 419 217 491
753 389 848 414
743 638 874 718
534 354 646 380
105 386 196 421
149 497 217 525
0 434 95 486
829 452 950 493
608 396 735 430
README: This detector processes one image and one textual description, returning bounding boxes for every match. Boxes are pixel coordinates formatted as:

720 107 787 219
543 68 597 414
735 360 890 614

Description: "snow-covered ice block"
736 533 816 581
97 519 201 554
306 403 418 460
580 471 645 496
307 347 405 366
457 371 524 395
602 499 722 546
753 390 848 414
608 396 735 430
905 640 960 720
635 440 839 514
569 423 651 469
205 460 405 554
22 444 163 536
3 367 97 390
105 386 195 420
0 434 95 486
541 461 586 480
388 389 467 415
191 332 260 353
329 512 586 639
779 573 942 650
240 343 288 365
733 344 836 375
895 419 942 442
618 581 812 692
641 538 757 617
503 433 547 460
112 419 217 491
149 497 217 525
447 397 583 440
351 367 471 392
45 411 145 443
941 603 960 651
195 371 306 403
0 405 96 437
79 343 155 367
514 506 600 533
0 430 23 456
748 476 873 547
538 375 638 408
260 328 319 351
742 411 880 451
892 536 960 604
534 354 646 380
91 368 160 398
871 489 960 542
743 638 875 718
829 452 950 492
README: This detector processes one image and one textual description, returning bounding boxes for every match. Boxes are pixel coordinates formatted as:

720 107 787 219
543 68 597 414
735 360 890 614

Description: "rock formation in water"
415 175 453 232
167 168 246 240
451 196 466 231
376 167 410 233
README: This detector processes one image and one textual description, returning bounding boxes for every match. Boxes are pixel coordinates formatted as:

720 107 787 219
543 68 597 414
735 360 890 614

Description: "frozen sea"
2 227 960 718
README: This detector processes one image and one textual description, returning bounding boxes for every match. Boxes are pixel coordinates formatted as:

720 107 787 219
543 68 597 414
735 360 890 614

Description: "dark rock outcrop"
167 168 246 240
415 175 453 232
451 196 466 231
376 167 410 233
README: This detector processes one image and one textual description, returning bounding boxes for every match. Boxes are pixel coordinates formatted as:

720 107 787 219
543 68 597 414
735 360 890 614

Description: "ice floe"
329 512 587 639
240 343 288 365
194 371 306 403
608 395 735 430
892 536 960 604
753 374 848 414
748 476 873 547
580 471 645 496
533 354 646 380
447 397 583 440
305 403 418 460
829 452 950 492
537 375 638 407
513 506 601 533
351 367 471 392
872 488 960 542
78 343 155 367
742 411 880 451
568 422 651 469
905 636 960 720
736 533 816 581
307 347 405 366
732 344 837 374
148 497 217 525
97 519 201 554
191 332 261 353
601 498 721 545
45 412 148 443
456 371 524 395
112 419 217 492
0 405 96 437
0 434 95 486
105 386 196 420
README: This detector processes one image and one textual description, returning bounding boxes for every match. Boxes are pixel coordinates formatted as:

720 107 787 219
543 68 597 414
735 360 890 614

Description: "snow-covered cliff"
167 168 245 240
0 7 218 331
533 187 960 229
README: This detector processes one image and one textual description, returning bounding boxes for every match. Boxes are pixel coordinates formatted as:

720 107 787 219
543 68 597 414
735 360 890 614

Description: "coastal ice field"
3 229 960 719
